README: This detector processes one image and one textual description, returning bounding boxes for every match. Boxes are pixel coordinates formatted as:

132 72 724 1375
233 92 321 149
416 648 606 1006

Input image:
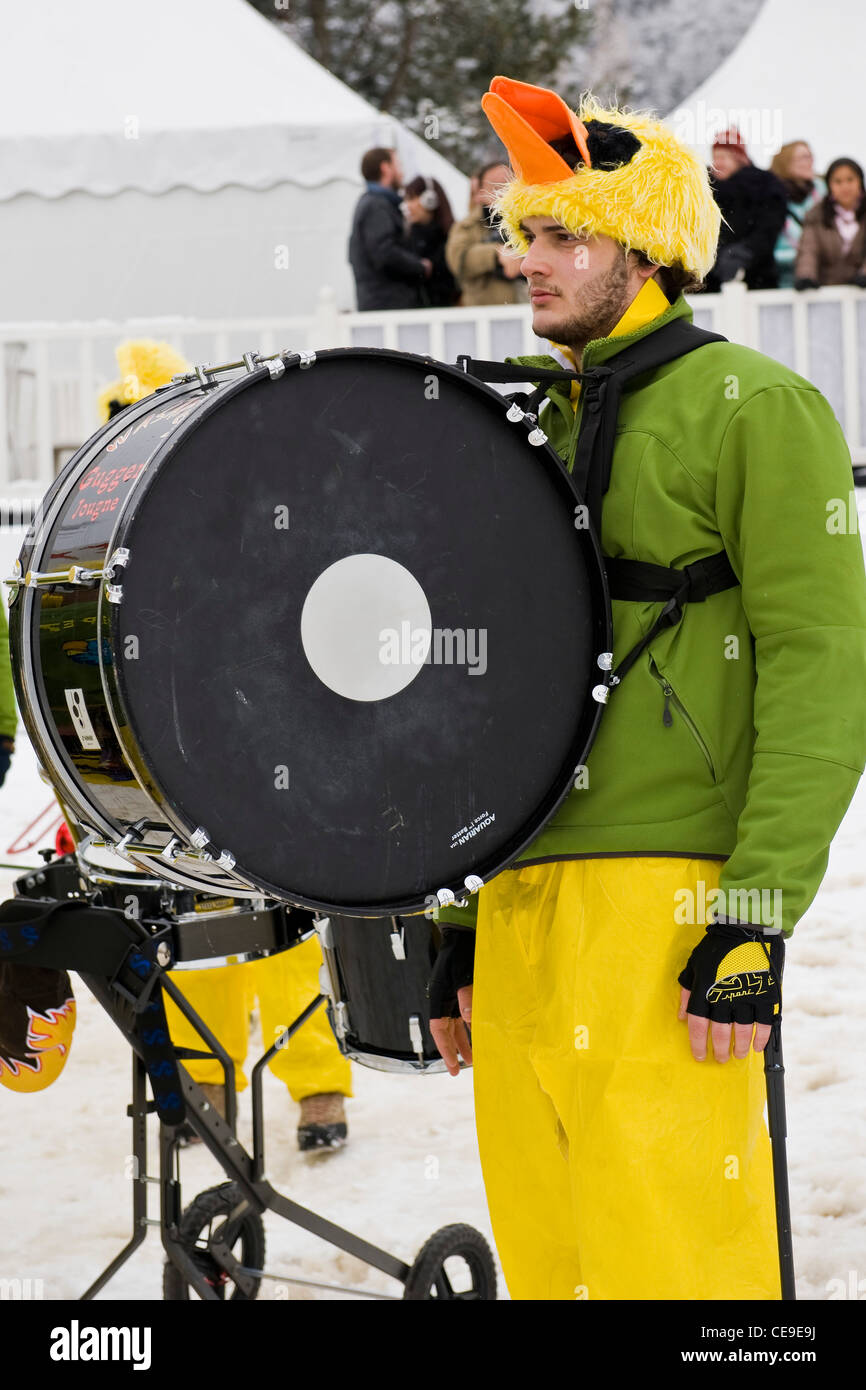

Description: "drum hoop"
99 349 613 914
94 369 270 874
10 381 205 848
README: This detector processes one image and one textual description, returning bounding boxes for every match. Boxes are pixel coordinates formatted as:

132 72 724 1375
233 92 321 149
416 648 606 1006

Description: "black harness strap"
460 320 737 691
605 550 740 685
573 320 727 532
605 550 739 605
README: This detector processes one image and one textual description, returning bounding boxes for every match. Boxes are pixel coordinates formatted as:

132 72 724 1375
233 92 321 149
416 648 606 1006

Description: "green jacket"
438 292 866 936
0 597 16 740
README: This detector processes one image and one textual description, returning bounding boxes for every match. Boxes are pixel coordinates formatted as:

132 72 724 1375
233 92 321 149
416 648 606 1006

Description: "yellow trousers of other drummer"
164 934 352 1102
472 857 782 1300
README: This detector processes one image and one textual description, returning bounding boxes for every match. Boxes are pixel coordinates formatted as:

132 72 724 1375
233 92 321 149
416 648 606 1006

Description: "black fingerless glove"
794 277 819 291
678 919 784 1026
428 926 475 1019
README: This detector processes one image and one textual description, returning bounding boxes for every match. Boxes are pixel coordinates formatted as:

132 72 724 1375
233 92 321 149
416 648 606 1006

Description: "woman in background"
771 141 825 288
403 176 461 307
796 157 866 289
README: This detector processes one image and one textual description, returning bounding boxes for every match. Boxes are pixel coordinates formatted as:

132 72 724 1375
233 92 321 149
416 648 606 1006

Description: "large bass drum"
9 348 610 915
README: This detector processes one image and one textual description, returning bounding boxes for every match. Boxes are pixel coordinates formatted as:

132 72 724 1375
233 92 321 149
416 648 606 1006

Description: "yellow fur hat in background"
481 76 721 282
98 338 190 423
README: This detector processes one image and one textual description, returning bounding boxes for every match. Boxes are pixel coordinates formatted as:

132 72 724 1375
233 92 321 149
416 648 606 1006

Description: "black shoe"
297 1092 348 1151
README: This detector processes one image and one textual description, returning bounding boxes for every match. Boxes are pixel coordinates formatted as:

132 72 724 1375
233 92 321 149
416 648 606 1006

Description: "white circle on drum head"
301 554 432 702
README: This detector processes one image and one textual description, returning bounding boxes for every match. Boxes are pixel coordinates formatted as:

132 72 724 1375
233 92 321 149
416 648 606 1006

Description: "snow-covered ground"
1 506 865 1302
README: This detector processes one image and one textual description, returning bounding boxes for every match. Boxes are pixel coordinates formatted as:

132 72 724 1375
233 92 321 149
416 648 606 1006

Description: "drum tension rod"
4 558 104 591
169 349 315 390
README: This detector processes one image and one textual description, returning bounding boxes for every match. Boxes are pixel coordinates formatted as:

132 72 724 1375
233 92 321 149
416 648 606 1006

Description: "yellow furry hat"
481 76 720 281
98 338 190 423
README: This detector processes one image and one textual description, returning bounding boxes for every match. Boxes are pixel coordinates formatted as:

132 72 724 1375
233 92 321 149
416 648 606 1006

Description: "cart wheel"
402 1223 497 1300
163 1181 266 1301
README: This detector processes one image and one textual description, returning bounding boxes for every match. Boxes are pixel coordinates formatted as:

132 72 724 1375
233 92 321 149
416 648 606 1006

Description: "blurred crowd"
348 134 866 311
348 147 527 311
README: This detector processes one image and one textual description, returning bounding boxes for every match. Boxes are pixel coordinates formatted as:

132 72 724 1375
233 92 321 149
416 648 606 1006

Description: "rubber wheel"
163 1181 266 1301
402 1223 497 1300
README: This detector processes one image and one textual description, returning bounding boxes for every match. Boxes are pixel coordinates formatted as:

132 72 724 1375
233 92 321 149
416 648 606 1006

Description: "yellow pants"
472 856 782 1300
164 935 352 1103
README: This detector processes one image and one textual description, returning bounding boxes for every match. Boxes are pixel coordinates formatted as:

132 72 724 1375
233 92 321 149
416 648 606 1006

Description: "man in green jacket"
429 77 866 1300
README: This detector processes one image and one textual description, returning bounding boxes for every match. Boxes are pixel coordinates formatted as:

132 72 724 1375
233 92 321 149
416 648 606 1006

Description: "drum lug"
408 1015 425 1061
333 1001 349 1042
592 683 611 704
189 826 210 850
463 875 484 894
105 547 130 581
527 426 548 446
596 651 613 671
160 837 182 864
314 914 334 949
390 925 406 960
105 584 124 605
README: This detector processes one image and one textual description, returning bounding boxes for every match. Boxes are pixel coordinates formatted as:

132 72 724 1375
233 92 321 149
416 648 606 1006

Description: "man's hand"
427 927 475 1077
677 920 783 1063
421 257 433 278
430 985 473 1077
677 987 771 1061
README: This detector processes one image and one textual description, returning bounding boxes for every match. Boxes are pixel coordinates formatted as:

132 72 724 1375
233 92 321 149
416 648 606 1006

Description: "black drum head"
111 351 606 912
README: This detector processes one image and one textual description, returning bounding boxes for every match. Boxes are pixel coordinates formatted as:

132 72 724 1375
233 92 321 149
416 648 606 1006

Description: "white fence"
2 279 866 489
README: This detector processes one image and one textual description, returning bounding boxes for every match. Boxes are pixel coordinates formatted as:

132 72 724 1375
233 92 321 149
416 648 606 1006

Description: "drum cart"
6 856 497 1302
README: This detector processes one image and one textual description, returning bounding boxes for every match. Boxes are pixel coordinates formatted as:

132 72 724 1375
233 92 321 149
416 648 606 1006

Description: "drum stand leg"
77 971 412 1296
79 1052 150 1301
249 992 327 1182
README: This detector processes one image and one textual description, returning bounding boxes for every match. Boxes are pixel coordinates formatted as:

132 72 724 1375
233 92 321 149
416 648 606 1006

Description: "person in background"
703 129 787 292
445 161 528 305
348 147 432 311
0 599 15 789
770 141 826 288
402 176 461 307
795 157 866 290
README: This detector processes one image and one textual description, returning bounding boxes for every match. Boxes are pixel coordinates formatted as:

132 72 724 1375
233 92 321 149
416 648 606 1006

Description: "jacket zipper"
648 656 717 781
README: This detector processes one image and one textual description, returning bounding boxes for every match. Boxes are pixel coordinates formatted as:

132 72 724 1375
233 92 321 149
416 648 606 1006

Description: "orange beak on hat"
480 75 592 183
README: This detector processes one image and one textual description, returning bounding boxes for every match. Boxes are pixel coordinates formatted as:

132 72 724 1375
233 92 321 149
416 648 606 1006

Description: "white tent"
0 0 470 321
669 0 866 174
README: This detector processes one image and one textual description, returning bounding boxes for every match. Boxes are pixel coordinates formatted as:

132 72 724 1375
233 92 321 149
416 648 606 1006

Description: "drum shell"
8 382 259 897
10 348 612 917
316 913 450 1074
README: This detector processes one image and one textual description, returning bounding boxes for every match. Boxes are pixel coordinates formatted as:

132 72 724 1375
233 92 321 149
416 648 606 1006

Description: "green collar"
505 293 695 412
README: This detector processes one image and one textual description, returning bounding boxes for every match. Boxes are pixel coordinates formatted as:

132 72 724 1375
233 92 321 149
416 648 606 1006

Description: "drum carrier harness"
458 318 739 694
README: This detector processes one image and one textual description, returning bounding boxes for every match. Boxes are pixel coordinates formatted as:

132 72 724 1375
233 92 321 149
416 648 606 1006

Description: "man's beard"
544 251 632 353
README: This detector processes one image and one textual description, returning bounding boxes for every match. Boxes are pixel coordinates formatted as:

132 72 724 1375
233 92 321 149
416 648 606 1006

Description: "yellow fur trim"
98 339 190 423
492 94 720 281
